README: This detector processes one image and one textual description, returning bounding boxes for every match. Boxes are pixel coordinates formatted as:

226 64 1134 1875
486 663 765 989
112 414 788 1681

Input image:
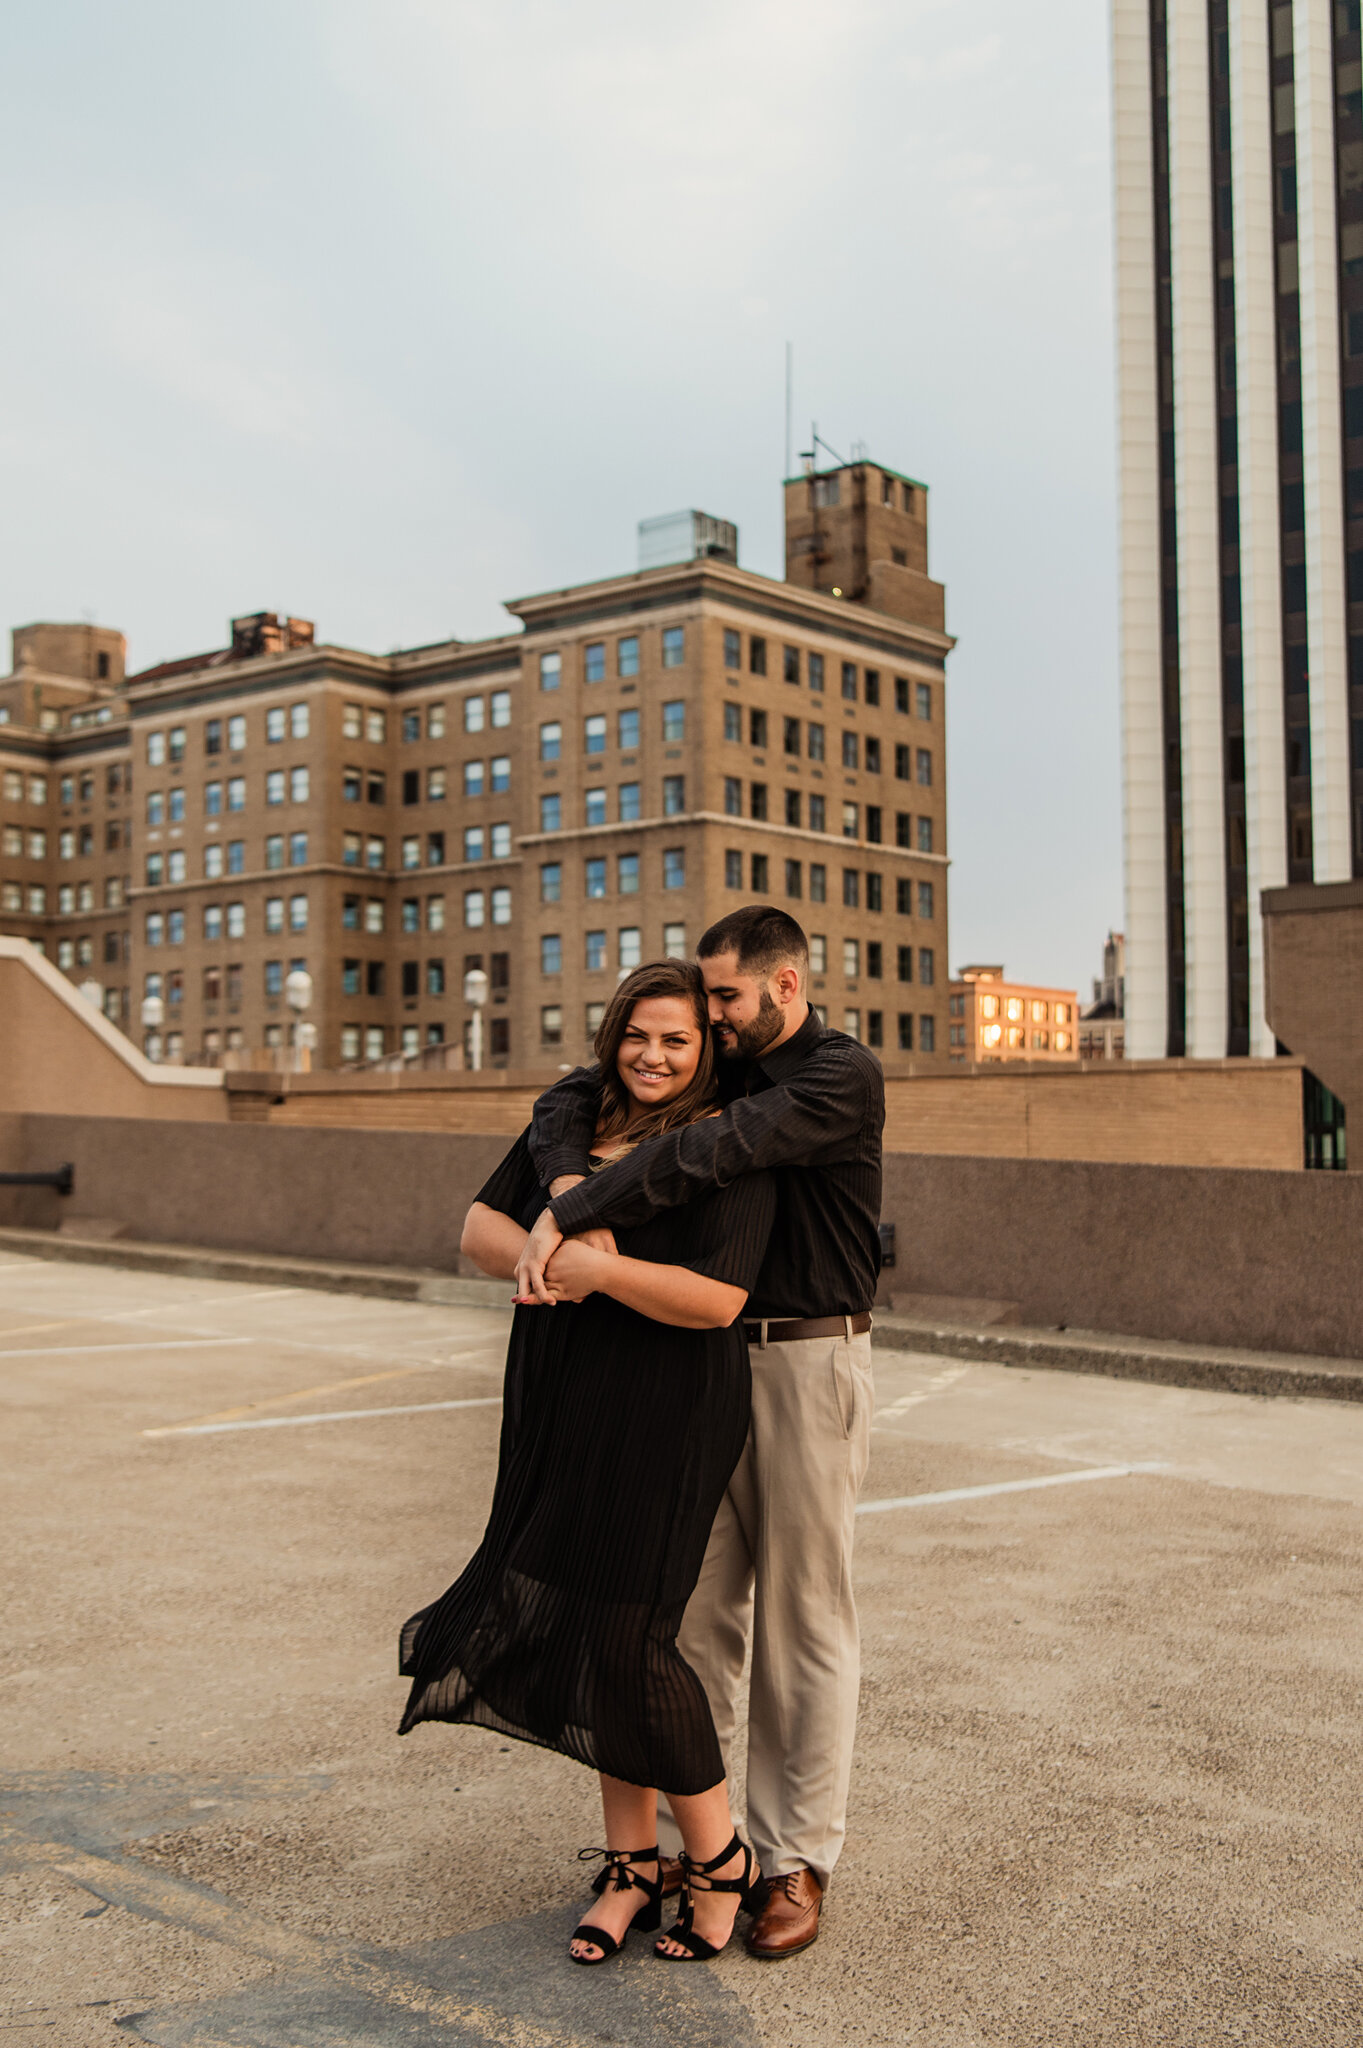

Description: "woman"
398 960 775 1966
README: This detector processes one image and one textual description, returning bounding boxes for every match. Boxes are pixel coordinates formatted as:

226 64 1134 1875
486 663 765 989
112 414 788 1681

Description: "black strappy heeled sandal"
568 1845 663 1965
653 1831 761 1962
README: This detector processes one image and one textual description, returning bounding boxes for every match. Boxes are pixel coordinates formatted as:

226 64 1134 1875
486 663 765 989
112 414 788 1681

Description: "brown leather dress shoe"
660 1854 684 1897
744 1866 823 1959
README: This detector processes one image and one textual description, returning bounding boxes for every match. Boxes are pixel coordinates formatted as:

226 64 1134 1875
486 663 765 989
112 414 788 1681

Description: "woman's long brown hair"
591 959 718 1148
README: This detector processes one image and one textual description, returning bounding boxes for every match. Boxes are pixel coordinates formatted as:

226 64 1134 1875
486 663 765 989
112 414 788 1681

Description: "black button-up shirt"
530 1008 884 1320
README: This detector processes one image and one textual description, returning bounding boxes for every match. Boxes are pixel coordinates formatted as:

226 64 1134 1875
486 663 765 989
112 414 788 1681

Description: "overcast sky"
2 0 1117 993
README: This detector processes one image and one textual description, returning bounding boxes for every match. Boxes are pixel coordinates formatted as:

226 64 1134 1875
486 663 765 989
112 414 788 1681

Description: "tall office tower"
1114 0 1363 1058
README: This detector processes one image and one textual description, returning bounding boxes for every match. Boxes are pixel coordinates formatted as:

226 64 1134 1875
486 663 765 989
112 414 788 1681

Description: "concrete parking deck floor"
1 1251 1360 2046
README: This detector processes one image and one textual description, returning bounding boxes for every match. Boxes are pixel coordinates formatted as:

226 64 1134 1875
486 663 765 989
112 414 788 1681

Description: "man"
517 903 884 1960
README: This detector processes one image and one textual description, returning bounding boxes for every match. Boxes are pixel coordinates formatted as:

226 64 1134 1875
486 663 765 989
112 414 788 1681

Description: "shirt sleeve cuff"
550 1183 603 1234
537 1145 594 1185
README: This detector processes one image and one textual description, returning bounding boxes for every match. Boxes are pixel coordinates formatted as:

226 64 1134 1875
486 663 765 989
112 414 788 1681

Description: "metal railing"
0 1164 74 1194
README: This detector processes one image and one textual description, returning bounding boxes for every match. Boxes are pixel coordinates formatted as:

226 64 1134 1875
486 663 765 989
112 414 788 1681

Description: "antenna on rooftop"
785 342 793 479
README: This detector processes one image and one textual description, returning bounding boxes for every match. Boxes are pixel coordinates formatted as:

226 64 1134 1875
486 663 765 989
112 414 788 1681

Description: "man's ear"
772 964 802 1007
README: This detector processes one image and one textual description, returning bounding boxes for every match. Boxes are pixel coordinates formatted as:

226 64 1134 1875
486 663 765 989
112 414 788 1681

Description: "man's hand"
549 1174 585 1198
541 1239 605 1304
514 1206 565 1304
548 1174 616 1258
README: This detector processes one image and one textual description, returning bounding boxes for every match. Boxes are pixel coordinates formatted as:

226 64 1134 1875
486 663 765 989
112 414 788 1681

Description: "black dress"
398 1129 775 1795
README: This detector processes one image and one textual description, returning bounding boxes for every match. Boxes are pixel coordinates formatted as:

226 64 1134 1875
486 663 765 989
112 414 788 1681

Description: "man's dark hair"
697 903 809 984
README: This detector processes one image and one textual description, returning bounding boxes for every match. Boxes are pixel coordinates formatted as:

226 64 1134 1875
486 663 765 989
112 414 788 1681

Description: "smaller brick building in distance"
947 964 1079 1065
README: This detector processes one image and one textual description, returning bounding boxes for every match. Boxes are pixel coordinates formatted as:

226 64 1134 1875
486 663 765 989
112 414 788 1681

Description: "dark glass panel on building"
1334 0 1363 873
1273 5 1315 884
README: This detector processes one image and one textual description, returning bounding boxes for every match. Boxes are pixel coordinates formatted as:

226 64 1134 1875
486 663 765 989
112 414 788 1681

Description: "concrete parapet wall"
0 1112 1356 1359
0 938 225 1122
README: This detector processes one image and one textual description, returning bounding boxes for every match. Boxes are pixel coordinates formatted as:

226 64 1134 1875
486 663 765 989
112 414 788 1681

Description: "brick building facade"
0 460 952 1073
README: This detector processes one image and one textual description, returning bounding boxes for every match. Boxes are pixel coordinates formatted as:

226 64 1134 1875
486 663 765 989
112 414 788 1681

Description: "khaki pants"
659 1324 875 1889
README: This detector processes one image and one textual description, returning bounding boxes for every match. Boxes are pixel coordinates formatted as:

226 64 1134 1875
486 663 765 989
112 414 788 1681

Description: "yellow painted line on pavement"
148 1365 424 1434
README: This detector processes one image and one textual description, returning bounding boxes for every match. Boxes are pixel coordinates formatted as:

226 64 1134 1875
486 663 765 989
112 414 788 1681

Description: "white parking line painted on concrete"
857 1463 1167 1515
873 1364 970 1424
0 1337 256 1359
146 1395 505 1438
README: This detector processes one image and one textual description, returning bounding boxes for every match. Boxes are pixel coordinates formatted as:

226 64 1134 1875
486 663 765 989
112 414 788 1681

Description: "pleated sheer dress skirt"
398 1132 775 1796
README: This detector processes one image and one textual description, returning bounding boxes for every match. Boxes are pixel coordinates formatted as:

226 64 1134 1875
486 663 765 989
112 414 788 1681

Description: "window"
867 872 882 913
365 709 385 744
895 811 912 848
785 859 803 899
465 890 486 928
663 847 685 889
344 766 363 803
898 1013 915 1051
364 1025 385 1059
618 926 641 969
895 744 912 781
919 949 935 986
489 755 510 793
917 681 932 720
585 788 607 827
751 853 769 891
749 709 768 748
366 961 385 998
724 701 742 743
918 816 934 853
491 690 511 728
663 776 685 815
585 641 606 683
784 789 801 828
618 636 639 677
427 960 446 996
750 782 768 821
809 795 826 834
865 805 882 844
204 904 224 941
59 827 75 859
427 895 445 930
586 928 607 971
284 831 304 867
402 769 420 805
722 850 742 889
339 1024 361 1061
663 699 685 741
147 732 166 767
540 721 562 761
343 703 363 739
918 881 935 919
367 770 386 804
917 749 933 786
228 715 246 752
342 831 362 867
490 952 510 990
464 696 485 733
146 852 164 887
26 885 46 914
842 731 859 772
463 760 486 801
266 770 285 805
428 703 446 739
167 850 186 885
205 718 222 755
749 636 767 676
264 959 285 998
660 922 685 959
724 777 743 817
289 894 308 932
843 1009 861 1040
228 777 245 811
491 886 511 925
724 628 741 668
807 722 825 763
264 896 284 934
463 825 484 863
366 835 385 869
167 789 185 826
864 670 880 708
839 663 858 702
898 945 914 982
843 938 861 980
618 852 640 893
809 862 827 903
617 707 640 750
586 857 607 898
783 717 801 758
491 822 511 858
810 933 828 973
867 1010 883 1048
266 706 286 743
842 803 859 839
540 793 561 832
619 782 641 821
402 898 420 934
662 626 684 667
224 901 245 939
896 877 913 915
540 861 562 902
540 651 562 691
867 941 883 979
919 1014 936 1052
147 792 164 827
864 738 881 775
204 844 224 880
541 932 562 973
541 1005 563 1046
843 869 860 909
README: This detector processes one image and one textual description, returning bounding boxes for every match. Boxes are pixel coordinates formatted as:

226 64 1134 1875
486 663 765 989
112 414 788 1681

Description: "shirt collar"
754 1004 826 1086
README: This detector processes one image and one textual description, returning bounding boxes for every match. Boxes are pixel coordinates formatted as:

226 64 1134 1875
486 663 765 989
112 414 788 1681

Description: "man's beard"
714 988 784 1061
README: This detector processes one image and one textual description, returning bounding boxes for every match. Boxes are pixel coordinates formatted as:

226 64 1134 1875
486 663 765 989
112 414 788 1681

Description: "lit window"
205 844 224 879
167 850 186 884
341 1026 361 1060
1055 1030 1071 1052
842 803 858 839
1006 997 1024 1022
1032 1000 1048 1023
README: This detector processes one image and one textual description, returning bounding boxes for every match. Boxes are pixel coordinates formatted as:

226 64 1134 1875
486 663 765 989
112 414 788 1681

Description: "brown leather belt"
742 1311 873 1345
